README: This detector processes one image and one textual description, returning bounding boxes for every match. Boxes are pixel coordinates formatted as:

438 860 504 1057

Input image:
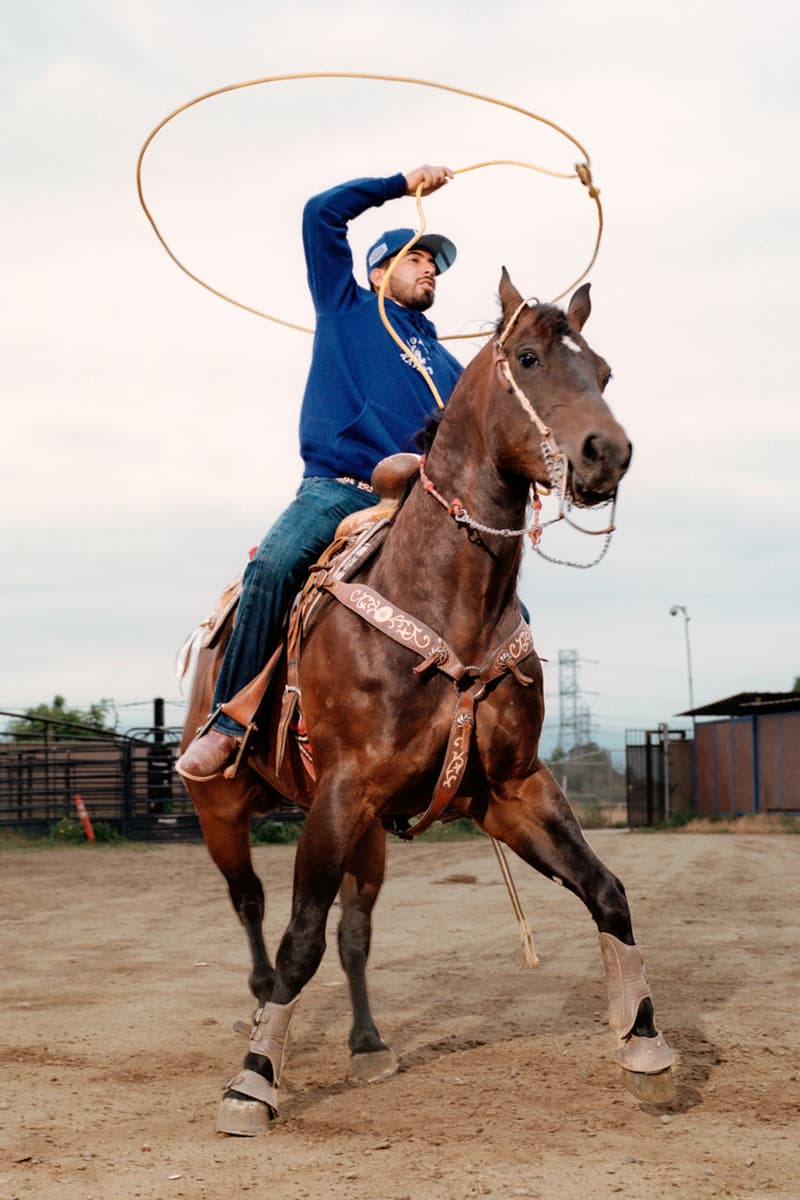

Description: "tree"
793 676 800 693
5 695 116 740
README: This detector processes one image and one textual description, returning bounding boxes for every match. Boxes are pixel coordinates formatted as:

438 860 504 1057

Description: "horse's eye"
518 350 539 369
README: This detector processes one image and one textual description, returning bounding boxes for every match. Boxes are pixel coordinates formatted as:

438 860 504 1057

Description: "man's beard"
405 293 434 312
388 278 435 312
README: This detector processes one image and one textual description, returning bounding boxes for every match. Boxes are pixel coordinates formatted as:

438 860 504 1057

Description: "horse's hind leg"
191 779 274 1004
338 819 398 1082
478 766 674 1101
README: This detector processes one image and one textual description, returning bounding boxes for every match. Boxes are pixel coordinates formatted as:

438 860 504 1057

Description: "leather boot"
176 729 239 781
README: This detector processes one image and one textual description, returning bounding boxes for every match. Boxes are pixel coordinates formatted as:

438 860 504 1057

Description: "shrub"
49 817 124 844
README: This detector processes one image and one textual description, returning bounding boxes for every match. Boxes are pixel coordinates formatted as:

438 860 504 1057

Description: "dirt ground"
1 829 798 1200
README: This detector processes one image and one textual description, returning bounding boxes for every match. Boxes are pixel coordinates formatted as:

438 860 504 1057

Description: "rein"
419 455 614 569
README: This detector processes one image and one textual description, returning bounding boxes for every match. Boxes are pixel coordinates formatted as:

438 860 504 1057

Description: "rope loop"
137 72 604 334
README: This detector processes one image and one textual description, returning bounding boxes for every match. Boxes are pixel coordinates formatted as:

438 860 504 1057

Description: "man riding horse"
177 164 462 781
176 170 676 1130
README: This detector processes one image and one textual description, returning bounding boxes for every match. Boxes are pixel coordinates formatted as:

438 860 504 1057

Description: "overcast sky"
2 1 797 755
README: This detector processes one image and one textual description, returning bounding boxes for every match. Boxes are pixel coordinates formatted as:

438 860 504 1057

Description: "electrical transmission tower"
558 649 593 752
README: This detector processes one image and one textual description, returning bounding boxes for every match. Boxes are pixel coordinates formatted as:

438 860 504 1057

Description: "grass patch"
652 807 695 830
648 812 800 835
0 822 128 851
251 815 486 845
0 828 53 852
417 818 484 842
251 817 305 845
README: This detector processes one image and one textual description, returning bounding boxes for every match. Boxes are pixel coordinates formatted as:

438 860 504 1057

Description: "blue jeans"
212 477 379 736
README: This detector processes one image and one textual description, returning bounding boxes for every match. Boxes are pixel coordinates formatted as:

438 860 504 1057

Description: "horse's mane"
388 411 442 511
415 410 444 456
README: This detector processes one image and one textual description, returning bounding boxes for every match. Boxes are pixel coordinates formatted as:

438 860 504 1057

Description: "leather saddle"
185 453 421 739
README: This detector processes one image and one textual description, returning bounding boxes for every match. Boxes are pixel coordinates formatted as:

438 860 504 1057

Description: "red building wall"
695 713 800 816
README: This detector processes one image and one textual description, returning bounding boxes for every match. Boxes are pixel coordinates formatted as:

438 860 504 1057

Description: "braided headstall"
419 298 617 567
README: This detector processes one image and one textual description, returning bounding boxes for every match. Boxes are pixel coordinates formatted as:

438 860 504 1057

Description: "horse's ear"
498 267 524 319
567 283 592 333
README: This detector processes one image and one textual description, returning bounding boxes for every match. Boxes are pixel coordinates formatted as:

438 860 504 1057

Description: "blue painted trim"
752 716 761 814
778 716 784 809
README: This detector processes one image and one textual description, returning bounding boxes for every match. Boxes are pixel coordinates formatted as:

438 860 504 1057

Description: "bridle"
420 297 618 570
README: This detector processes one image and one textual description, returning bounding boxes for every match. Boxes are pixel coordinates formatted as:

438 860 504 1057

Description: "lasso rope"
136 71 603 348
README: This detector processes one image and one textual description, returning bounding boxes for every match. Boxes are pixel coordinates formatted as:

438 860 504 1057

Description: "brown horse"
181 270 674 1134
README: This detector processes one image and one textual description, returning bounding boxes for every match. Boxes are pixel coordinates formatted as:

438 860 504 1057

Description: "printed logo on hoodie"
401 335 434 378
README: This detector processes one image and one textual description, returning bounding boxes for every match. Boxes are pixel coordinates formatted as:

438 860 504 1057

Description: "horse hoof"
349 1047 399 1083
215 1092 271 1136
619 1064 676 1107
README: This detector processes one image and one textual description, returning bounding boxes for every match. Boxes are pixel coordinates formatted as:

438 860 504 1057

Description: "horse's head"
490 270 631 507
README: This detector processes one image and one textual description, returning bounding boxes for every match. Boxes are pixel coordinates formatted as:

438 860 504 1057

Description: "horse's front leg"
478 764 675 1103
216 780 371 1134
338 818 398 1082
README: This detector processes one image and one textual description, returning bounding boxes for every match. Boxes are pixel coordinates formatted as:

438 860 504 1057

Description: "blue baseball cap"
366 228 457 278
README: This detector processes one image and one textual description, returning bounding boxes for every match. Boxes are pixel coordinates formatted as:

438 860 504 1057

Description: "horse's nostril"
582 434 632 473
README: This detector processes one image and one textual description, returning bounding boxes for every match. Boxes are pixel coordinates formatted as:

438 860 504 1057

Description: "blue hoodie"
299 174 464 482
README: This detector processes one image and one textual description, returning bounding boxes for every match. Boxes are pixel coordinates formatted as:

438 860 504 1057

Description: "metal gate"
626 729 662 826
625 727 691 826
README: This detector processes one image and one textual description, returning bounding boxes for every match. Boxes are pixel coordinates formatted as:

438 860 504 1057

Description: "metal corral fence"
2 709 704 837
0 709 197 839
544 746 627 826
0 707 307 840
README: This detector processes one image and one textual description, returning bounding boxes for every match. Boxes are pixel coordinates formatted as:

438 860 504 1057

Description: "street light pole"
669 604 696 713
